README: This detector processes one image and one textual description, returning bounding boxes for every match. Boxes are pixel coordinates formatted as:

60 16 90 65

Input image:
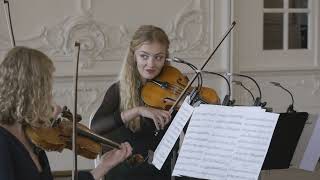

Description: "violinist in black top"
91 25 175 180
0 46 132 180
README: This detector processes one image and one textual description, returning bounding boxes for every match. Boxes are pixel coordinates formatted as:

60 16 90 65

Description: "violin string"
151 79 187 94
166 84 184 95
157 83 182 93
168 83 191 94
153 81 193 97
166 83 192 96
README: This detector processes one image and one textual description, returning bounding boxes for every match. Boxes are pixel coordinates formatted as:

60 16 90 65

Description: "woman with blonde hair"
91 25 173 180
0 46 132 180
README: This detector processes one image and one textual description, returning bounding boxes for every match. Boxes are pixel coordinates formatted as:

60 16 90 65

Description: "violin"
141 65 220 110
25 106 144 163
25 119 101 159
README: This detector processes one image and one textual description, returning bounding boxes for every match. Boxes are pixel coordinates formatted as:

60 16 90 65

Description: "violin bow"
2 0 16 47
72 42 81 180
169 21 236 112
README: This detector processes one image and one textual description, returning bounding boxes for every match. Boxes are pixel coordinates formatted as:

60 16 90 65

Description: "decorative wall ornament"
167 0 210 56
62 15 106 68
0 0 211 68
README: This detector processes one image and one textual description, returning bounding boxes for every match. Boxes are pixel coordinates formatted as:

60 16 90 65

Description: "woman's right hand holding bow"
121 107 171 130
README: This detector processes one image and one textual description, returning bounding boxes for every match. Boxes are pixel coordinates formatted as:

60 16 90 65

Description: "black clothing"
0 126 94 180
91 82 172 180
91 82 164 155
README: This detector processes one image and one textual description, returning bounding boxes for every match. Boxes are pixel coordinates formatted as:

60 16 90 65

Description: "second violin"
25 106 144 165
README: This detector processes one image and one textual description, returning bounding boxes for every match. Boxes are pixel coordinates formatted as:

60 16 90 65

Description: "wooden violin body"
25 107 144 165
141 65 220 109
25 106 114 159
25 119 102 159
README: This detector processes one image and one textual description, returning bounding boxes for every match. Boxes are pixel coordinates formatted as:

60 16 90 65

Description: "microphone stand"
169 21 236 112
270 81 296 113
226 72 267 107
202 70 235 106
232 80 255 104
2 0 16 47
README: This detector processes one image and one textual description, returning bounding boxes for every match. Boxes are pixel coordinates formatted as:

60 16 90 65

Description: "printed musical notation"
152 96 195 170
172 105 279 180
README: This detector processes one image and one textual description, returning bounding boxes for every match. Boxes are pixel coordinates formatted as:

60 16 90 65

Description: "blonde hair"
119 25 170 132
0 46 54 127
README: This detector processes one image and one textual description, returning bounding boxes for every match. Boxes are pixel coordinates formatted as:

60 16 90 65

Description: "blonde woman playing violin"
91 25 176 180
0 46 132 180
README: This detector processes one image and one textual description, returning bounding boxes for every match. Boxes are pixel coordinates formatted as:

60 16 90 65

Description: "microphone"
202 70 235 106
232 80 255 104
270 81 296 113
226 73 267 107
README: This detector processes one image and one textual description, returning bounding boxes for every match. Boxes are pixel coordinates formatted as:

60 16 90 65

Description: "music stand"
262 112 309 170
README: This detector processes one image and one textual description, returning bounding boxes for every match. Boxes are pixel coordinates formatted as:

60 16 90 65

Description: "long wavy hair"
0 46 54 128
119 25 170 132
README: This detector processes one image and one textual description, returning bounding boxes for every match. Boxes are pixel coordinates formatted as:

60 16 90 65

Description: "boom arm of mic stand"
72 42 81 180
202 71 235 106
270 81 296 113
232 80 255 104
226 73 266 107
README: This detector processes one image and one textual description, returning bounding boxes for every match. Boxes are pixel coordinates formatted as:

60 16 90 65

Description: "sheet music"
172 105 279 180
173 105 242 179
232 106 266 112
228 111 279 180
152 96 194 170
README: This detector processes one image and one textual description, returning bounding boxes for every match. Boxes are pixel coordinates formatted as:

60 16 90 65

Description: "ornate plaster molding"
167 0 210 56
0 0 211 69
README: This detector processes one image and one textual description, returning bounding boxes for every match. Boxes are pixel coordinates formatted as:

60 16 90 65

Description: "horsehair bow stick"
72 42 81 180
2 0 16 47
